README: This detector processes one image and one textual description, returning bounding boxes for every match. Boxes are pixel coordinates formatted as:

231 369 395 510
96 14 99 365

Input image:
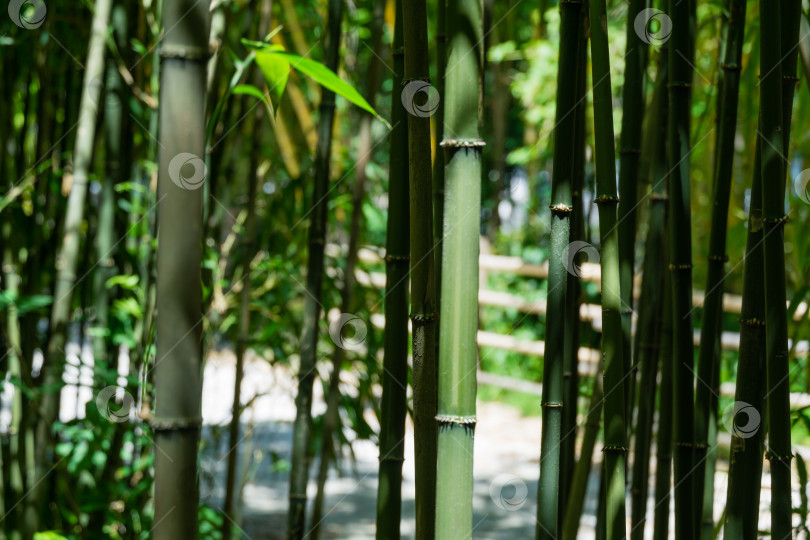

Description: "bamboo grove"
2 0 810 538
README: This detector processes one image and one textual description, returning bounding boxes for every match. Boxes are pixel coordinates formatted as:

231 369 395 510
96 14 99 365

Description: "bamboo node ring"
707 254 729 262
602 445 628 453
543 403 563 409
594 195 620 205
440 139 486 148
720 63 741 72
411 312 439 324
765 451 794 463
762 215 790 225
738 317 765 328
435 414 477 425
402 77 431 85
649 193 669 202
668 263 693 271
159 44 210 61
549 203 573 215
384 254 410 262
149 415 203 431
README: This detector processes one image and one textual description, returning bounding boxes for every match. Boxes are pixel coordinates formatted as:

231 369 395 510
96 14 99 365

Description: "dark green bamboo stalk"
759 2 793 538
151 0 209 538
667 0 697 535
537 1 582 538
375 3 409 537
629 49 669 540
561 369 604 540
288 0 343 536
433 0 446 316
310 4 385 536
722 138 765 540
434 0 483 535
560 2 589 521
589 0 627 537
617 0 649 423
692 1 747 535
401 0 439 537
29 0 113 533
652 268 673 540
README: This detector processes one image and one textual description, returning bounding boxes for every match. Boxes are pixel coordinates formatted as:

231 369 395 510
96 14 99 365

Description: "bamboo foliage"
434 0 483 535
537 0 583 537
287 0 344 536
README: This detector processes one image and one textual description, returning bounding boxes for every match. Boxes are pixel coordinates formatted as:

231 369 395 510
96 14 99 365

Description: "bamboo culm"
287 0 343 536
536 0 582 537
434 0 483 535
375 0 410 536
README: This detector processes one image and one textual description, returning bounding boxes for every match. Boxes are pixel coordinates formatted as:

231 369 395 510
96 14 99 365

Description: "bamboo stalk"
652 267 673 540
629 48 669 540
588 0 627 536
537 1 583 537
433 0 446 317
667 0 697 535
692 1 747 536
401 0 439 536
151 0 209 537
617 0 649 424
29 0 113 534
434 0 483 535
287 0 343 536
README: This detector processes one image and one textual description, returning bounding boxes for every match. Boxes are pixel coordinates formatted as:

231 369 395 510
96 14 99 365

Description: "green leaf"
16 294 53 314
106 274 139 290
254 50 290 112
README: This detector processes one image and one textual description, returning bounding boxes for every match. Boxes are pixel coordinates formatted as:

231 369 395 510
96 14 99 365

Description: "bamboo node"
435 414 477 425
148 415 203 431
707 254 729 263
602 445 628 453
159 44 210 61
411 311 438 324
549 203 573 215
384 254 410 263
618 148 641 155
402 77 431 85
765 451 794 463
649 193 669 202
720 63 741 72
672 441 699 448
543 403 563 409
762 215 790 225
666 82 692 88
393 47 405 56
441 139 486 148
738 317 765 328
379 456 406 463
782 75 800 84
668 263 693 271
593 195 620 205
621 309 633 315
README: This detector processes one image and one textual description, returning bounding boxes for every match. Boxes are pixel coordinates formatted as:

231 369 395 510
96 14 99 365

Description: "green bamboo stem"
434 0 483 535
617 0 649 424
310 3 385 536
151 0 209 537
692 1 747 534
560 2 589 521
759 2 793 538
667 0 697 535
401 0 439 536
287 0 343 536
30 0 113 533
652 268 673 540
561 369 604 540
537 1 582 537
629 49 669 540
375 1 410 537
722 138 765 540
589 0 627 536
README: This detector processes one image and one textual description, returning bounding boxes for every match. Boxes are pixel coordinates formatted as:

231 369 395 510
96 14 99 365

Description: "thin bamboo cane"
536 1 582 537
375 1 410 536
589 0 627 536
287 0 343 536
652 266 673 540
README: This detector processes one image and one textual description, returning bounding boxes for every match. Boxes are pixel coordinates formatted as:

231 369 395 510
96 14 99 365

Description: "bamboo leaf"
254 52 290 111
